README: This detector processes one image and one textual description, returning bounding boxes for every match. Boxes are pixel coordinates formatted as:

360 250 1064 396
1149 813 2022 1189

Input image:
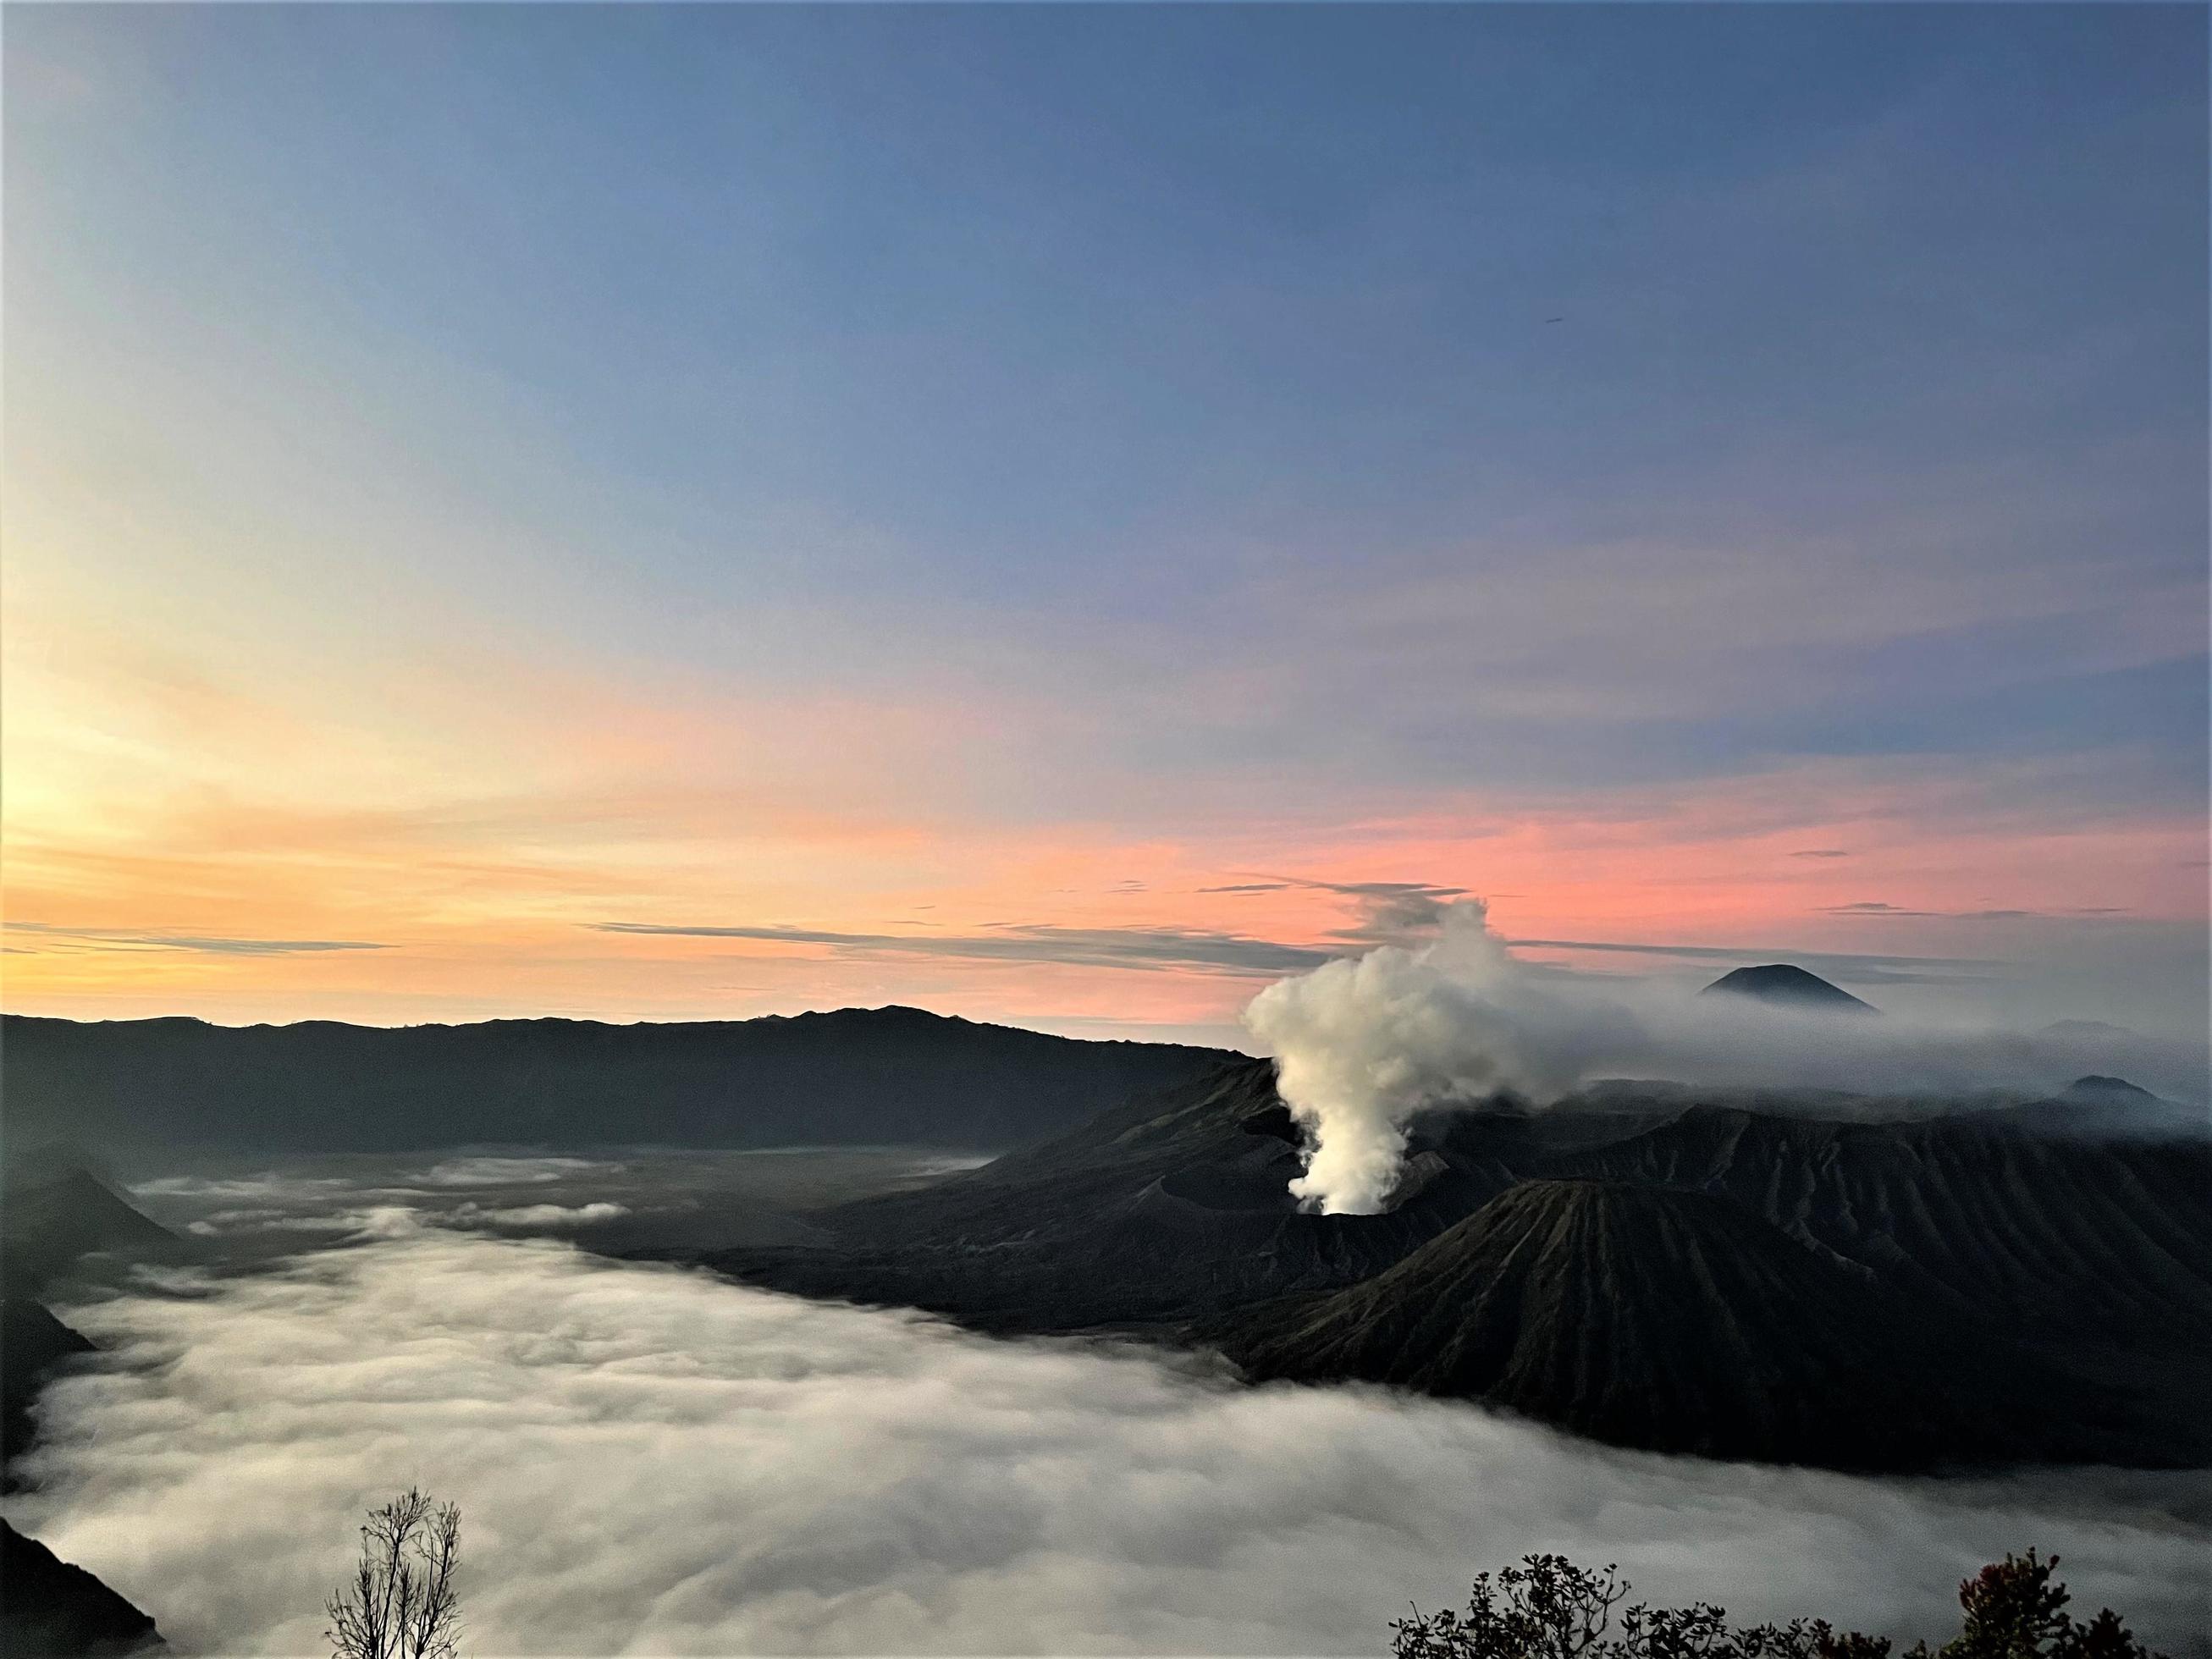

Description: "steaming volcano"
1238 903 2202 1215
709 1056 2212 1470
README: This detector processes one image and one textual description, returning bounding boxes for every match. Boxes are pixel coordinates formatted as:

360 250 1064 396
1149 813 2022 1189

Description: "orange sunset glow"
5 11 2211 1659
5 2 2204 1048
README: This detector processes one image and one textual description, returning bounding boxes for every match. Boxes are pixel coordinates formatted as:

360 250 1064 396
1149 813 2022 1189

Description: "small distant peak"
864 1004 960 1025
1 1140 119 1193
1701 963 1874 1011
2066 1074 2154 1100
790 1004 962 1028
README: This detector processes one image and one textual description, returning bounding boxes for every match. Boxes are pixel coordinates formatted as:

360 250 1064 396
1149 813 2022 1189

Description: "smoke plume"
1244 902 1636 1212
1246 901 2205 1215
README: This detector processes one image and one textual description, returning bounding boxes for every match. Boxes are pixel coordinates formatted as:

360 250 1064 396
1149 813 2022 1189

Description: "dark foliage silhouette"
1391 1552 2162 1659
1944 1553 2156 1659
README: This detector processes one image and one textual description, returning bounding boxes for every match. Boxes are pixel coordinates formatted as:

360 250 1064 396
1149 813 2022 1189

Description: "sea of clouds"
11 1215 2208 1656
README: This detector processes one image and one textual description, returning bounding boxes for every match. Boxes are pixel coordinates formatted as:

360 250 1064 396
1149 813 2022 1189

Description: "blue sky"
6 4 2206 1038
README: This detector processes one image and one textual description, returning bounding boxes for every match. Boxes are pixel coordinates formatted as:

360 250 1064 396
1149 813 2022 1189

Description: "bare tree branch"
325 1489 463 1659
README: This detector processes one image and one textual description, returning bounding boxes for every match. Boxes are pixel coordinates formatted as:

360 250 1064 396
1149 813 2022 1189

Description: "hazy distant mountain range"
0 1007 1232 1156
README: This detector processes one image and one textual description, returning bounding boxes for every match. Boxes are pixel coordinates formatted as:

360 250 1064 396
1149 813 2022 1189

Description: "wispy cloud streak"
3 923 389 956
590 921 1332 976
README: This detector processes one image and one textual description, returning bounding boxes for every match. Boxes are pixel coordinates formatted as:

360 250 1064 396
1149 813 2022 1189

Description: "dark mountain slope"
824 1055 1291 1248
1974 1077 2209 1143
713 1059 1509 1327
0 1009 1233 1156
1 1168 187 1300
696 1061 2212 1469
811 1060 1673 1256
1 1161 185 1485
1545 1105 2212 1340
2 1299 96 1490
1 1521 163 1656
1702 964 1873 1011
749 1061 2212 1340
1216 1179 2148 1468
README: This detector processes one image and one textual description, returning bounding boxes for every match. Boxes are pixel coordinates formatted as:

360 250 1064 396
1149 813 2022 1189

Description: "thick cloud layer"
1247 901 2207 1214
11 1221 2207 1656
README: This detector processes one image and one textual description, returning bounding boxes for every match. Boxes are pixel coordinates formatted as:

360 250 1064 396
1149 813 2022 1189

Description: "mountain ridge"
1 1520 164 1656
698 1057 2212 1469
0 1009 1236 1157
1215 1177 2107 1467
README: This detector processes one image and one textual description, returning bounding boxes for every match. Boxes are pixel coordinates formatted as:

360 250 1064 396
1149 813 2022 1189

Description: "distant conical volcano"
1701 962 1873 1011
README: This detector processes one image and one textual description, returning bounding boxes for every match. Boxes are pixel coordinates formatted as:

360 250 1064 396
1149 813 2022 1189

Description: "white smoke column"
1244 901 1641 1215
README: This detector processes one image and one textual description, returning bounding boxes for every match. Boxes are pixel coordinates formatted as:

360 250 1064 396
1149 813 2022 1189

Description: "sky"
5 3 2206 1045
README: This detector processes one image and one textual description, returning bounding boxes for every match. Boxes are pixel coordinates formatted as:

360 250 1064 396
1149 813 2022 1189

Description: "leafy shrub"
1393 1551 2160 1659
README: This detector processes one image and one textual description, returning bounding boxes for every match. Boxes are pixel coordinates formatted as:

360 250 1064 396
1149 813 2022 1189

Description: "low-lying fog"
11 1154 2208 1656
120 1145 998 1258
